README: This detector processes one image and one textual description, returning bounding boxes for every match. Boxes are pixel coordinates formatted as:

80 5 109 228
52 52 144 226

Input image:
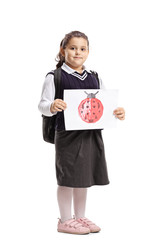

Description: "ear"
60 47 65 57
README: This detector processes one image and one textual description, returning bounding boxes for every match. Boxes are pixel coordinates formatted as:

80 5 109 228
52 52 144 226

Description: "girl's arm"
38 74 67 116
99 76 106 90
38 74 56 116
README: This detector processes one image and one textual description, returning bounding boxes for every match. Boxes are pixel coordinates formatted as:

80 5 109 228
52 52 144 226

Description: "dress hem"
57 181 110 188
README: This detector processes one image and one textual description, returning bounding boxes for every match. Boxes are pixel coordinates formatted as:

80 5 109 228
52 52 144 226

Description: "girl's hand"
50 99 67 113
113 107 125 120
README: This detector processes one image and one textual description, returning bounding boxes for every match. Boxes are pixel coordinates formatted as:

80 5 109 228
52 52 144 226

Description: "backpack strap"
46 68 61 99
54 68 61 99
90 71 100 88
46 70 54 76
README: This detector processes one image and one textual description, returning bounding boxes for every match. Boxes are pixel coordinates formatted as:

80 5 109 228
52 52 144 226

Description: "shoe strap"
79 217 96 226
65 219 83 228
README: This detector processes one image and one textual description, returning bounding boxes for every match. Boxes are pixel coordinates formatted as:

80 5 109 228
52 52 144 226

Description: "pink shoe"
57 218 90 235
76 217 101 233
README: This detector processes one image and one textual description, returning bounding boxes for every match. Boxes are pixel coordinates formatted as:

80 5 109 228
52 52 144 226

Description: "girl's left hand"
113 107 125 120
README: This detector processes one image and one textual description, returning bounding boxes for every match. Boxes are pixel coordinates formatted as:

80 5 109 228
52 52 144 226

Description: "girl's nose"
75 49 80 55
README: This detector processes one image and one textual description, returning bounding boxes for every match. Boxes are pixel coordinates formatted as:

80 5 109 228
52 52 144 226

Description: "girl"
38 31 125 235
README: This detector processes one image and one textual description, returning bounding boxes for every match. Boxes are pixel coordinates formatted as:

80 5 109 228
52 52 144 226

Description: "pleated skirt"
55 130 110 188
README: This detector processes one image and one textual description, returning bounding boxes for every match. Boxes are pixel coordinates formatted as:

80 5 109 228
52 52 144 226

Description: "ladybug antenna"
84 91 89 95
84 91 99 98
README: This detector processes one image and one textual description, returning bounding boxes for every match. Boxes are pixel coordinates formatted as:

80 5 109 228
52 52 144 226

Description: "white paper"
64 89 119 130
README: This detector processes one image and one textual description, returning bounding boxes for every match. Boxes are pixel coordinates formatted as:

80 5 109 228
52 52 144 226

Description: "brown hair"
55 31 89 69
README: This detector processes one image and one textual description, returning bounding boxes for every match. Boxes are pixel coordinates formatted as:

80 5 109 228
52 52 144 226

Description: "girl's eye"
81 48 86 51
70 47 75 50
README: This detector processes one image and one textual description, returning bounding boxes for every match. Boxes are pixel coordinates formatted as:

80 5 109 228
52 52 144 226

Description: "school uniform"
38 63 110 188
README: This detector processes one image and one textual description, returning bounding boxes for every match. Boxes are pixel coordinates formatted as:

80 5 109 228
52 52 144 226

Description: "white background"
0 0 160 239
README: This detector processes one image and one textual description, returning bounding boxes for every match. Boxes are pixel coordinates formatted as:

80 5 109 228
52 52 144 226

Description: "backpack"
42 68 100 144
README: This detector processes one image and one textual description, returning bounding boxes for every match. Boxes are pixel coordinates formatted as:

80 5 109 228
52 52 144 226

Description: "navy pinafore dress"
55 69 110 188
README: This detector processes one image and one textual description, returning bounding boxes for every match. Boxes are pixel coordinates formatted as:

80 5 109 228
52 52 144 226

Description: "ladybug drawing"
78 91 104 123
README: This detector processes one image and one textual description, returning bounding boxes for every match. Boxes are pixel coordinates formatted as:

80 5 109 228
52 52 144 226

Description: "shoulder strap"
46 70 54 76
90 71 100 88
54 68 61 99
46 68 61 99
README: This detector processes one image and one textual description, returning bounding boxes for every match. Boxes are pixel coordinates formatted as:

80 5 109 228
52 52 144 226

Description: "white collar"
61 62 91 74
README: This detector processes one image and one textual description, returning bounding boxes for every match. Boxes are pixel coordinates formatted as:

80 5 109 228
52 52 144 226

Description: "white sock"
57 186 73 223
73 188 87 219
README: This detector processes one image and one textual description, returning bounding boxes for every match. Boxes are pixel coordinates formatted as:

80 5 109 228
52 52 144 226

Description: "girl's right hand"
50 99 67 113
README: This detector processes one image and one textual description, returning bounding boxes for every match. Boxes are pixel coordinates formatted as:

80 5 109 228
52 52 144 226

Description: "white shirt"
38 63 105 116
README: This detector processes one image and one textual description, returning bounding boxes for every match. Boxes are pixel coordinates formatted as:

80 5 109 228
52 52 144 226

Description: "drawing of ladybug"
78 91 104 123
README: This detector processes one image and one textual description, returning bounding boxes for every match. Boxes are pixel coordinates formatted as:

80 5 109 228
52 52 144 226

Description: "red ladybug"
78 91 103 123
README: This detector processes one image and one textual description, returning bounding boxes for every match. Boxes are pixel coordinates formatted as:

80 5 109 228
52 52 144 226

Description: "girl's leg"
65 187 100 233
73 188 88 219
57 186 73 223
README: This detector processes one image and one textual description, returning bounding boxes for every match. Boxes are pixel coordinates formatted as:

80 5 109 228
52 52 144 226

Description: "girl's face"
61 37 89 71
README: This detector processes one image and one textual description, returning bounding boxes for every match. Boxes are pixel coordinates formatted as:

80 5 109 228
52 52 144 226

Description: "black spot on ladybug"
93 106 96 108
89 119 94 123
81 111 83 113
93 113 95 115
86 106 89 108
